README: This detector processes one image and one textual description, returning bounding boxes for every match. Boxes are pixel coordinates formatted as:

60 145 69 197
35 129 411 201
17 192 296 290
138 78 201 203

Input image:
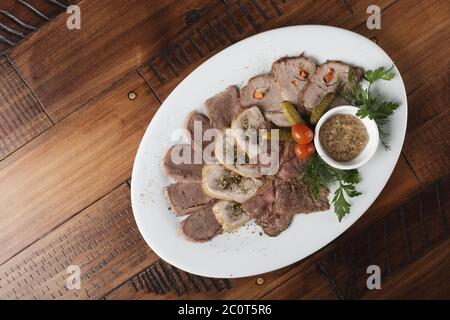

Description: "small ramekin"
314 105 379 170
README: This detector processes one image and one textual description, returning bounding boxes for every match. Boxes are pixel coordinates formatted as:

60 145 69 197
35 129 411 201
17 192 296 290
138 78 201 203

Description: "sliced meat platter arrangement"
162 54 363 243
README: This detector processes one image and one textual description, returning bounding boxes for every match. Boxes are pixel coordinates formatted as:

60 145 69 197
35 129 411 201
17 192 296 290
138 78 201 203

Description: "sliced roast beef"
242 180 276 219
180 204 222 243
277 142 306 183
185 111 213 150
164 182 214 216
240 74 289 127
243 178 330 237
273 179 329 215
272 55 317 110
205 86 242 130
162 144 203 182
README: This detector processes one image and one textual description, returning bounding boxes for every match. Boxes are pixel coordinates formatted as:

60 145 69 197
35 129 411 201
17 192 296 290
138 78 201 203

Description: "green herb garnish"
344 65 399 149
300 155 361 221
227 202 244 217
219 171 243 190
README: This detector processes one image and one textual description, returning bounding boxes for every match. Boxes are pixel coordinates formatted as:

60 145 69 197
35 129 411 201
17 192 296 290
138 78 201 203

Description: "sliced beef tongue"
162 144 203 182
240 74 290 127
272 55 317 110
185 111 213 150
205 86 242 130
180 204 222 243
243 178 330 237
164 182 215 216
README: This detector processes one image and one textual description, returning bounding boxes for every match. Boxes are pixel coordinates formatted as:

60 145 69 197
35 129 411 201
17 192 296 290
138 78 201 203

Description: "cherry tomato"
291 124 314 145
295 143 316 160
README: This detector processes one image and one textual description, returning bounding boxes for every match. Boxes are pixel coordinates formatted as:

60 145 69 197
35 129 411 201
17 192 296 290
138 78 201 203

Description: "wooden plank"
0 72 159 265
139 0 395 101
261 261 337 300
0 0 67 53
0 55 51 160
106 262 302 300
407 72 449 130
402 72 450 183
106 156 420 300
353 0 450 95
0 184 161 300
8 0 217 122
361 239 450 299
0 0 64 52
106 259 235 300
403 112 450 184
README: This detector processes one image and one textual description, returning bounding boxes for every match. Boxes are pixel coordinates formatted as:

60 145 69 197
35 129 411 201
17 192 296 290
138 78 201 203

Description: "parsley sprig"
300 155 361 221
344 66 400 150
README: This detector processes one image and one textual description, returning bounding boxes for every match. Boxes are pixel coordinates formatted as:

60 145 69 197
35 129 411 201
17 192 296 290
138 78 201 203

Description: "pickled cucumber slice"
281 101 305 125
310 93 335 125
262 128 294 142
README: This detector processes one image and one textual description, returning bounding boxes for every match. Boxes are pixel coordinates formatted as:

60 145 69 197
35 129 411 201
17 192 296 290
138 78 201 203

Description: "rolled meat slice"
272 55 317 110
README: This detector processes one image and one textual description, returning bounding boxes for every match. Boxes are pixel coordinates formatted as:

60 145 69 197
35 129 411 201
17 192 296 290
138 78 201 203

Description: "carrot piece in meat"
324 70 335 83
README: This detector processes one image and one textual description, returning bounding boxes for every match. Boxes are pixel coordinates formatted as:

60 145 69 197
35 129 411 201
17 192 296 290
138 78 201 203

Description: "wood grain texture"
0 0 68 52
403 72 450 183
361 240 450 299
140 0 396 101
0 55 51 160
0 72 158 265
8 0 216 122
108 260 233 300
404 112 450 184
0 184 160 300
353 0 450 95
315 176 449 300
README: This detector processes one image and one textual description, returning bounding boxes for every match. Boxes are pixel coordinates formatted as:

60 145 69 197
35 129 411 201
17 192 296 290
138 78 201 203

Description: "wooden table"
0 0 448 300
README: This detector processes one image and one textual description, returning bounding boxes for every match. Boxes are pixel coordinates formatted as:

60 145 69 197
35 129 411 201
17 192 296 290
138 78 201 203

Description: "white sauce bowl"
314 105 380 170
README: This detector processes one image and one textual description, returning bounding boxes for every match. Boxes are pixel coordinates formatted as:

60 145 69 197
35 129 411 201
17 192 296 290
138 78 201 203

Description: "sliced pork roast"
243 179 330 237
215 130 261 178
162 144 203 182
205 86 242 130
272 55 317 110
202 165 264 203
180 204 222 242
240 74 290 127
164 182 215 216
302 61 363 113
231 106 268 160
